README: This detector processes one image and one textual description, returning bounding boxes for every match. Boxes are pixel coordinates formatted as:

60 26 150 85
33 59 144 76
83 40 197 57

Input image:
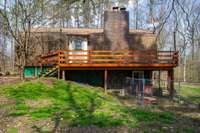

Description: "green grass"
0 79 136 127
176 84 200 104
7 128 18 133
0 78 177 130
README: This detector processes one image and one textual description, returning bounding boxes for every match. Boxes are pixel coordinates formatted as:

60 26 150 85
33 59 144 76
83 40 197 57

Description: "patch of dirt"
25 99 52 108
5 116 52 133
157 98 200 120
8 116 34 133
0 96 14 105
2 111 54 133
0 76 21 85
56 126 141 133
0 96 15 133
32 118 54 132
117 96 200 132
140 120 200 133
117 96 138 107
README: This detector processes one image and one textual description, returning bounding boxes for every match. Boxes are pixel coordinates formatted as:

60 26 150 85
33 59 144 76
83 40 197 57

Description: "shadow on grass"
52 83 127 131
66 82 96 126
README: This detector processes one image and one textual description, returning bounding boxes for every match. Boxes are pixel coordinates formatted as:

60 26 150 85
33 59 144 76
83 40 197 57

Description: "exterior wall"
45 33 68 52
128 34 157 50
88 33 104 50
88 33 156 51
24 33 69 66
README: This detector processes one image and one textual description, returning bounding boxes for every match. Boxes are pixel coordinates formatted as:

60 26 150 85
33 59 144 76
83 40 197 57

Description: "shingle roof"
30 27 154 35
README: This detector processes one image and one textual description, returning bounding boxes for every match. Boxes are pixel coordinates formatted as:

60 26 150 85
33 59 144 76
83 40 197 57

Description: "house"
24 7 178 96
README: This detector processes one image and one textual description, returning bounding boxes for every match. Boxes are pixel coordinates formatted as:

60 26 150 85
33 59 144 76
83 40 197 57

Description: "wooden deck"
41 50 178 69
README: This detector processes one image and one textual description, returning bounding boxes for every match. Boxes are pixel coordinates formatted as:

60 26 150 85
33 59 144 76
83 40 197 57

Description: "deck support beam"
104 69 108 93
167 69 174 98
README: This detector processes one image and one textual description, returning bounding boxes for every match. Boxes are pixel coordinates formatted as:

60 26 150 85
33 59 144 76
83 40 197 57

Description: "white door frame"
68 37 88 63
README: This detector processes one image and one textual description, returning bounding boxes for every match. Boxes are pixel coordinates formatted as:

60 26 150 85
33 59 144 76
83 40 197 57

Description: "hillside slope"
0 78 199 133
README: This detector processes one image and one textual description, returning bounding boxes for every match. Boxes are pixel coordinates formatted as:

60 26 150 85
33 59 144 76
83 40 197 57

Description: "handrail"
40 50 179 66
61 50 158 54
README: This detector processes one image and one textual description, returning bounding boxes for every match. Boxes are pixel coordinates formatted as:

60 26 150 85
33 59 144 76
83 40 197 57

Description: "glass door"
132 71 144 96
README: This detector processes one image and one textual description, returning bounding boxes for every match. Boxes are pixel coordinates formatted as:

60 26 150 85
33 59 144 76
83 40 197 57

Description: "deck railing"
41 50 178 66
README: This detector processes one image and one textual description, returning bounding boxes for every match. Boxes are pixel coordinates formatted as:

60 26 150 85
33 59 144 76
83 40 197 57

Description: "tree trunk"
183 51 187 82
2 0 7 73
173 31 176 51
135 0 139 29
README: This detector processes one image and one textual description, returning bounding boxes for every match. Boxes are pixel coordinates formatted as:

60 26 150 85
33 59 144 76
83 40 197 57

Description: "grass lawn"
176 83 200 104
0 78 199 133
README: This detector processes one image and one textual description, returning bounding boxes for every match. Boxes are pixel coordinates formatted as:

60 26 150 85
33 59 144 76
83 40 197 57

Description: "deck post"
62 70 65 80
58 67 60 79
104 69 108 93
35 66 37 78
40 63 42 77
158 70 161 96
168 69 174 98
141 78 145 106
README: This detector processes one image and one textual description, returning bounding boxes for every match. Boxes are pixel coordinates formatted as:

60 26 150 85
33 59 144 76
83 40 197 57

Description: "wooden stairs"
40 66 58 77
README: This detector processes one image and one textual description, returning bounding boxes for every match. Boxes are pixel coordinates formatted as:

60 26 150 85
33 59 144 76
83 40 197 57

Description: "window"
74 40 82 50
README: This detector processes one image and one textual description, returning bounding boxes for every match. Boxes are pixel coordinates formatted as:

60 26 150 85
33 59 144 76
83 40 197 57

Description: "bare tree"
0 0 7 73
0 0 44 79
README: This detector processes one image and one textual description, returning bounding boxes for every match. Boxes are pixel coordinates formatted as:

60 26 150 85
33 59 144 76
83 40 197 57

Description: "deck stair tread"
41 66 58 77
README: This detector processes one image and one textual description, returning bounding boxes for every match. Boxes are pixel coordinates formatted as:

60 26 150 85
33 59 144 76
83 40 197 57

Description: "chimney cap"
113 6 119 11
120 7 126 11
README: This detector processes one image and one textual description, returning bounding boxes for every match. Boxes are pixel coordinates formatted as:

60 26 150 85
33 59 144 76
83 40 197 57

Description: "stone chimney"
104 7 129 50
